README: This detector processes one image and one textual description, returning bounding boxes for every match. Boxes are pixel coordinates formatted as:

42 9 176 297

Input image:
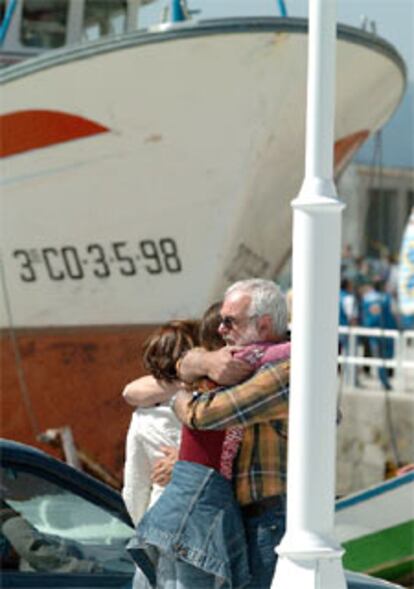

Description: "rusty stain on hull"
0 325 158 481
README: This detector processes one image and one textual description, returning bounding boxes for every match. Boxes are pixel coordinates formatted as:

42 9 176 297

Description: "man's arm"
122 375 179 407
178 347 253 385
174 360 289 429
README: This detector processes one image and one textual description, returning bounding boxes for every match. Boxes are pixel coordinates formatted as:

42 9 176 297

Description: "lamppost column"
272 0 347 587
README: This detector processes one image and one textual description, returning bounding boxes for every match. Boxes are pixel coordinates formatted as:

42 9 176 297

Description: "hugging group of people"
121 278 291 589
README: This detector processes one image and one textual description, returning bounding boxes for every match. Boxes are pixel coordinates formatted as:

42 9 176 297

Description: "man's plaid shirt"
180 360 290 506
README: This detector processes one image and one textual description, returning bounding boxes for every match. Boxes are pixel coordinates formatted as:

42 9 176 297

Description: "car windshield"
0 466 135 575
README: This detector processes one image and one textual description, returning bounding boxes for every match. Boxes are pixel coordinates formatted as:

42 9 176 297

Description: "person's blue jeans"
369 337 392 390
243 508 286 589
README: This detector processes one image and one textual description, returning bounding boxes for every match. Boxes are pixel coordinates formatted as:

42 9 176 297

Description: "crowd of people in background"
340 244 400 316
283 243 412 391
338 244 411 391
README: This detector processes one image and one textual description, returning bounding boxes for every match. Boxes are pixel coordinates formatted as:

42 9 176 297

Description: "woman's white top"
122 404 181 526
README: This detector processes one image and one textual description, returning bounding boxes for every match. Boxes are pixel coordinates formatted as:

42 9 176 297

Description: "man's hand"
151 446 178 487
178 347 253 385
173 389 193 423
203 347 253 385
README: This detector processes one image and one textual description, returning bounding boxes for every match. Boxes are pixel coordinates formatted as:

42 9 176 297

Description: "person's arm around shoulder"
178 346 253 385
122 375 179 407
174 360 290 430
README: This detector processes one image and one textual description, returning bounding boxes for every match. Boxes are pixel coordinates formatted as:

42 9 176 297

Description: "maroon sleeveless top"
178 426 225 471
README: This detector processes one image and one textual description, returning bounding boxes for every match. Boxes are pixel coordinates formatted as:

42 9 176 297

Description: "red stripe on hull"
334 130 370 169
0 110 109 158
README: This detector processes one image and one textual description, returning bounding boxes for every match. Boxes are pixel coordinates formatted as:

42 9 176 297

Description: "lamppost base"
272 539 347 589
272 553 347 589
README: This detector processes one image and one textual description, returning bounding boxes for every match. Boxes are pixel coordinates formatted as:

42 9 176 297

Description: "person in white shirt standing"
121 320 199 588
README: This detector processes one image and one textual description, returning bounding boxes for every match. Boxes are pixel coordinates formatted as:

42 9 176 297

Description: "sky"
139 0 414 168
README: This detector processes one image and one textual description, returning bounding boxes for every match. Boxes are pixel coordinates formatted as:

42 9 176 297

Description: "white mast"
272 0 347 587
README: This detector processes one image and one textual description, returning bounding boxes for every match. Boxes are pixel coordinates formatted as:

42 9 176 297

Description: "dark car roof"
0 438 133 527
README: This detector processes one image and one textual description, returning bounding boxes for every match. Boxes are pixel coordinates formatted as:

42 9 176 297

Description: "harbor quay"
335 354 414 588
336 383 414 496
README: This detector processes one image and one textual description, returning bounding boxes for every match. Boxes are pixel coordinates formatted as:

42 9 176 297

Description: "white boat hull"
0 19 406 328
0 18 406 474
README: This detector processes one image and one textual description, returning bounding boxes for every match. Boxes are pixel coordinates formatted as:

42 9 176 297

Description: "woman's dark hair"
199 302 225 351
142 320 199 382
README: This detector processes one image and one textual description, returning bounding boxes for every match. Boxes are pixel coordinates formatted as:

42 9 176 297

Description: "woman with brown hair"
122 319 199 526
122 319 200 589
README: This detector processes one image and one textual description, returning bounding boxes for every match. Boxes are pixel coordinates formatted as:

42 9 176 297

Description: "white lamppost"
272 0 347 587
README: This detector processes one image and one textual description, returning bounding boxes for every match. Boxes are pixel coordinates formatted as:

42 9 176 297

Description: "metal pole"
126 0 141 32
0 0 19 45
272 0 347 587
277 0 288 17
349 329 357 387
170 0 186 22
395 331 403 392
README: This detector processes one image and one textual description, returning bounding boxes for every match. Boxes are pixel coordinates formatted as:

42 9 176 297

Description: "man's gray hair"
225 278 288 336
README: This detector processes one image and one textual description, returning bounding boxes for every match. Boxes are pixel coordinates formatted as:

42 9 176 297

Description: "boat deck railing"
338 326 414 392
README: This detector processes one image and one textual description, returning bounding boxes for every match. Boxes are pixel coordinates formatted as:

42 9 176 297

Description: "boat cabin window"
0 1 5 25
21 0 69 49
83 0 128 41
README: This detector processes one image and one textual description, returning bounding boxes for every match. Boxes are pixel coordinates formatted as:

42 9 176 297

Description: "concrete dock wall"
336 387 414 496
